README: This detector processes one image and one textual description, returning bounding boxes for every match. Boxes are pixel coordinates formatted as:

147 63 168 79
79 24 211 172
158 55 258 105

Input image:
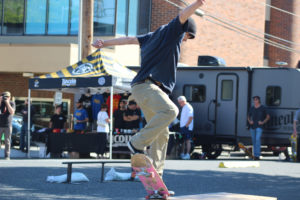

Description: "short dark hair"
101 103 108 109
55 105 62 109
253 96 260 100
128 100 137 105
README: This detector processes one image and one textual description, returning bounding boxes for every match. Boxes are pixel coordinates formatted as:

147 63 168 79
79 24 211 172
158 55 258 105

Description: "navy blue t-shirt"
131 16 189 94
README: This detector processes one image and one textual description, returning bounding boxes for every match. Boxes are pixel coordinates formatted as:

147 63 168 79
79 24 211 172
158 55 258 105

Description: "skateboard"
238 142 254 159
131 154 171 199
290 134 298 162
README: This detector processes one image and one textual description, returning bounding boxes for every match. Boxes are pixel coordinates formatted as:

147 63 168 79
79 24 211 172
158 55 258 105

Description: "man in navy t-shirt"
92 0 206 176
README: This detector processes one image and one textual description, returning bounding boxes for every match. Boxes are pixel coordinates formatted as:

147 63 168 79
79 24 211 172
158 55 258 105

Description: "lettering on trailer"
265 110 296 132
107 135 133 147
62 78 77 87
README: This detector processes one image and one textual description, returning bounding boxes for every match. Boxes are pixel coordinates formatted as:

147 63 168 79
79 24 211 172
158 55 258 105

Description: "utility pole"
81 0 94 59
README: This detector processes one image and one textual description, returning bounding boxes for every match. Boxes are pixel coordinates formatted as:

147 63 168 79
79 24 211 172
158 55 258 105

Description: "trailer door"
216 74 238 136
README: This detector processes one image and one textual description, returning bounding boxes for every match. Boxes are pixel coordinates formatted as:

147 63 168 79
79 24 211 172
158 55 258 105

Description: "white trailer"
171 66 300 159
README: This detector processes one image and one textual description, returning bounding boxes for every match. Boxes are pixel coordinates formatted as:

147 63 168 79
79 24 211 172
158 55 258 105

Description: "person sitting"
124 100 141 131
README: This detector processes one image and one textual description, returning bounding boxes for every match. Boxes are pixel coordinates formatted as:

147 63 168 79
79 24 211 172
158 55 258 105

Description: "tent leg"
109 87 113 160
27 89 31 158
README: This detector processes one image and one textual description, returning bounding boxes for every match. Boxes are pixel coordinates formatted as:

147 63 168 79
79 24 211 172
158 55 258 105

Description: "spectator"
74 100 89 132
177 96 194 160
49 105 66 158
113 99 127 131
79 89 93 130
248 96 270 160
97 103 110 133
0 91 15 160
124 100 141 130
293 108 300 137
49 105 67 130
97 103 110 158
20 98 35 153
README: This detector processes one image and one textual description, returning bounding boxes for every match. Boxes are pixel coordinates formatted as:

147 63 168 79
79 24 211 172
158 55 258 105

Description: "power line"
253 0 300 18
179 0 300 47
201 9 300 47
163 0 300 55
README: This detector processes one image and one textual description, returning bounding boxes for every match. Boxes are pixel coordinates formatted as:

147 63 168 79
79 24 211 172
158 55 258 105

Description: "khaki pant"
0 127 12 158
130 80 178 175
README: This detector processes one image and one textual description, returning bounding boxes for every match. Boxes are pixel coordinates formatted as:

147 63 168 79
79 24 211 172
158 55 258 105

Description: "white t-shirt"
97 111 109 133
180 103 194 131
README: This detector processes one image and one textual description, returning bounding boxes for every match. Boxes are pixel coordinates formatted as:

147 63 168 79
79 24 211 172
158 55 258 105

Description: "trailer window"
183 85 206 102
266 86 281 106
221 80 233 100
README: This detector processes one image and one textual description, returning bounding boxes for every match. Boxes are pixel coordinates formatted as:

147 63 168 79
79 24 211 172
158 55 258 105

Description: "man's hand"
92 39 105 49
258 121 264 125
249 120 254 125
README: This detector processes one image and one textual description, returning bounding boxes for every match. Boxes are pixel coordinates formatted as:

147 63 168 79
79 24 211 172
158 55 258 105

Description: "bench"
62 160 131 183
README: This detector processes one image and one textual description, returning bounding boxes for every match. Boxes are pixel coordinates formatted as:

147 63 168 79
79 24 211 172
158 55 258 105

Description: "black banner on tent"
29 76 112 89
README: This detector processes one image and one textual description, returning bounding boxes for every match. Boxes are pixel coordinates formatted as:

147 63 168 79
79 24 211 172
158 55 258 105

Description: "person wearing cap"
92 0 206 176
177 96 194 160
0 91 15 160
248 96 270 160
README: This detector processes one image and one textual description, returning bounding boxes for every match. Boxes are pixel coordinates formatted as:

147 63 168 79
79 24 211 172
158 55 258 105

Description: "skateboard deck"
238 143 254 159
131 154 170 199
290 134 298 162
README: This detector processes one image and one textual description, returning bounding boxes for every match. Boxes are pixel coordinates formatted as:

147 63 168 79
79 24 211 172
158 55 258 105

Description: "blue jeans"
250 128 262 157
20 123 31 151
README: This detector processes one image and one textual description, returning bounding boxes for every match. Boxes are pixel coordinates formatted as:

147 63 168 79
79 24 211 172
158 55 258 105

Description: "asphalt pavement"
0 146 300 200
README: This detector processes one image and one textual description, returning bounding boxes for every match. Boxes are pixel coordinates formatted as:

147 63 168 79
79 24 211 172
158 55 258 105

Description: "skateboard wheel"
163 194 169 199
145 195 150 199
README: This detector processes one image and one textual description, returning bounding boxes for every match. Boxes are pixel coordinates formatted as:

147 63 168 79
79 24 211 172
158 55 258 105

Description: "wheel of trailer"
202 144 222 159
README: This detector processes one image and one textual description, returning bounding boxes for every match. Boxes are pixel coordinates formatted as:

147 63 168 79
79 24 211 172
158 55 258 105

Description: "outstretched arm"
179 0 206 24
92 36 139 49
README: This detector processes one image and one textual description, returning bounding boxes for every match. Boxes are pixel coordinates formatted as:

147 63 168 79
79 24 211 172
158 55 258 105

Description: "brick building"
0 0 299 118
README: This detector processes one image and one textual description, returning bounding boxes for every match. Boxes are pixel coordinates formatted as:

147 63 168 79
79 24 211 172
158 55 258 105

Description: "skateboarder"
92 0 206 176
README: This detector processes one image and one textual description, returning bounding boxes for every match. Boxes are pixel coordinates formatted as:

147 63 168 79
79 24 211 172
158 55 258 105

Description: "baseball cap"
187 18 196 39
2 91 11 97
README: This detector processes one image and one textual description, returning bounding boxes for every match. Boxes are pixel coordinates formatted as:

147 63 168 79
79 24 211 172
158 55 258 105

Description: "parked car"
11 115 36 146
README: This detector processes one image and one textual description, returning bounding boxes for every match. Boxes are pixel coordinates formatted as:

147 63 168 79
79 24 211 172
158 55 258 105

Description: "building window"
3 0 24 35
94 0 115 36
184 85 206 102
0 0 150 36
70 0 79 35
48 0 69 35
0 1 2 33
266 86 281 106
25 0 47 34
116 0 128 35
128 0 138 36
138 0 151 35
221 80 233 100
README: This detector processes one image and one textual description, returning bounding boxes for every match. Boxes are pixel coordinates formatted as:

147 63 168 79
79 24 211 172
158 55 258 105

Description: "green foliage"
3 0 24 23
